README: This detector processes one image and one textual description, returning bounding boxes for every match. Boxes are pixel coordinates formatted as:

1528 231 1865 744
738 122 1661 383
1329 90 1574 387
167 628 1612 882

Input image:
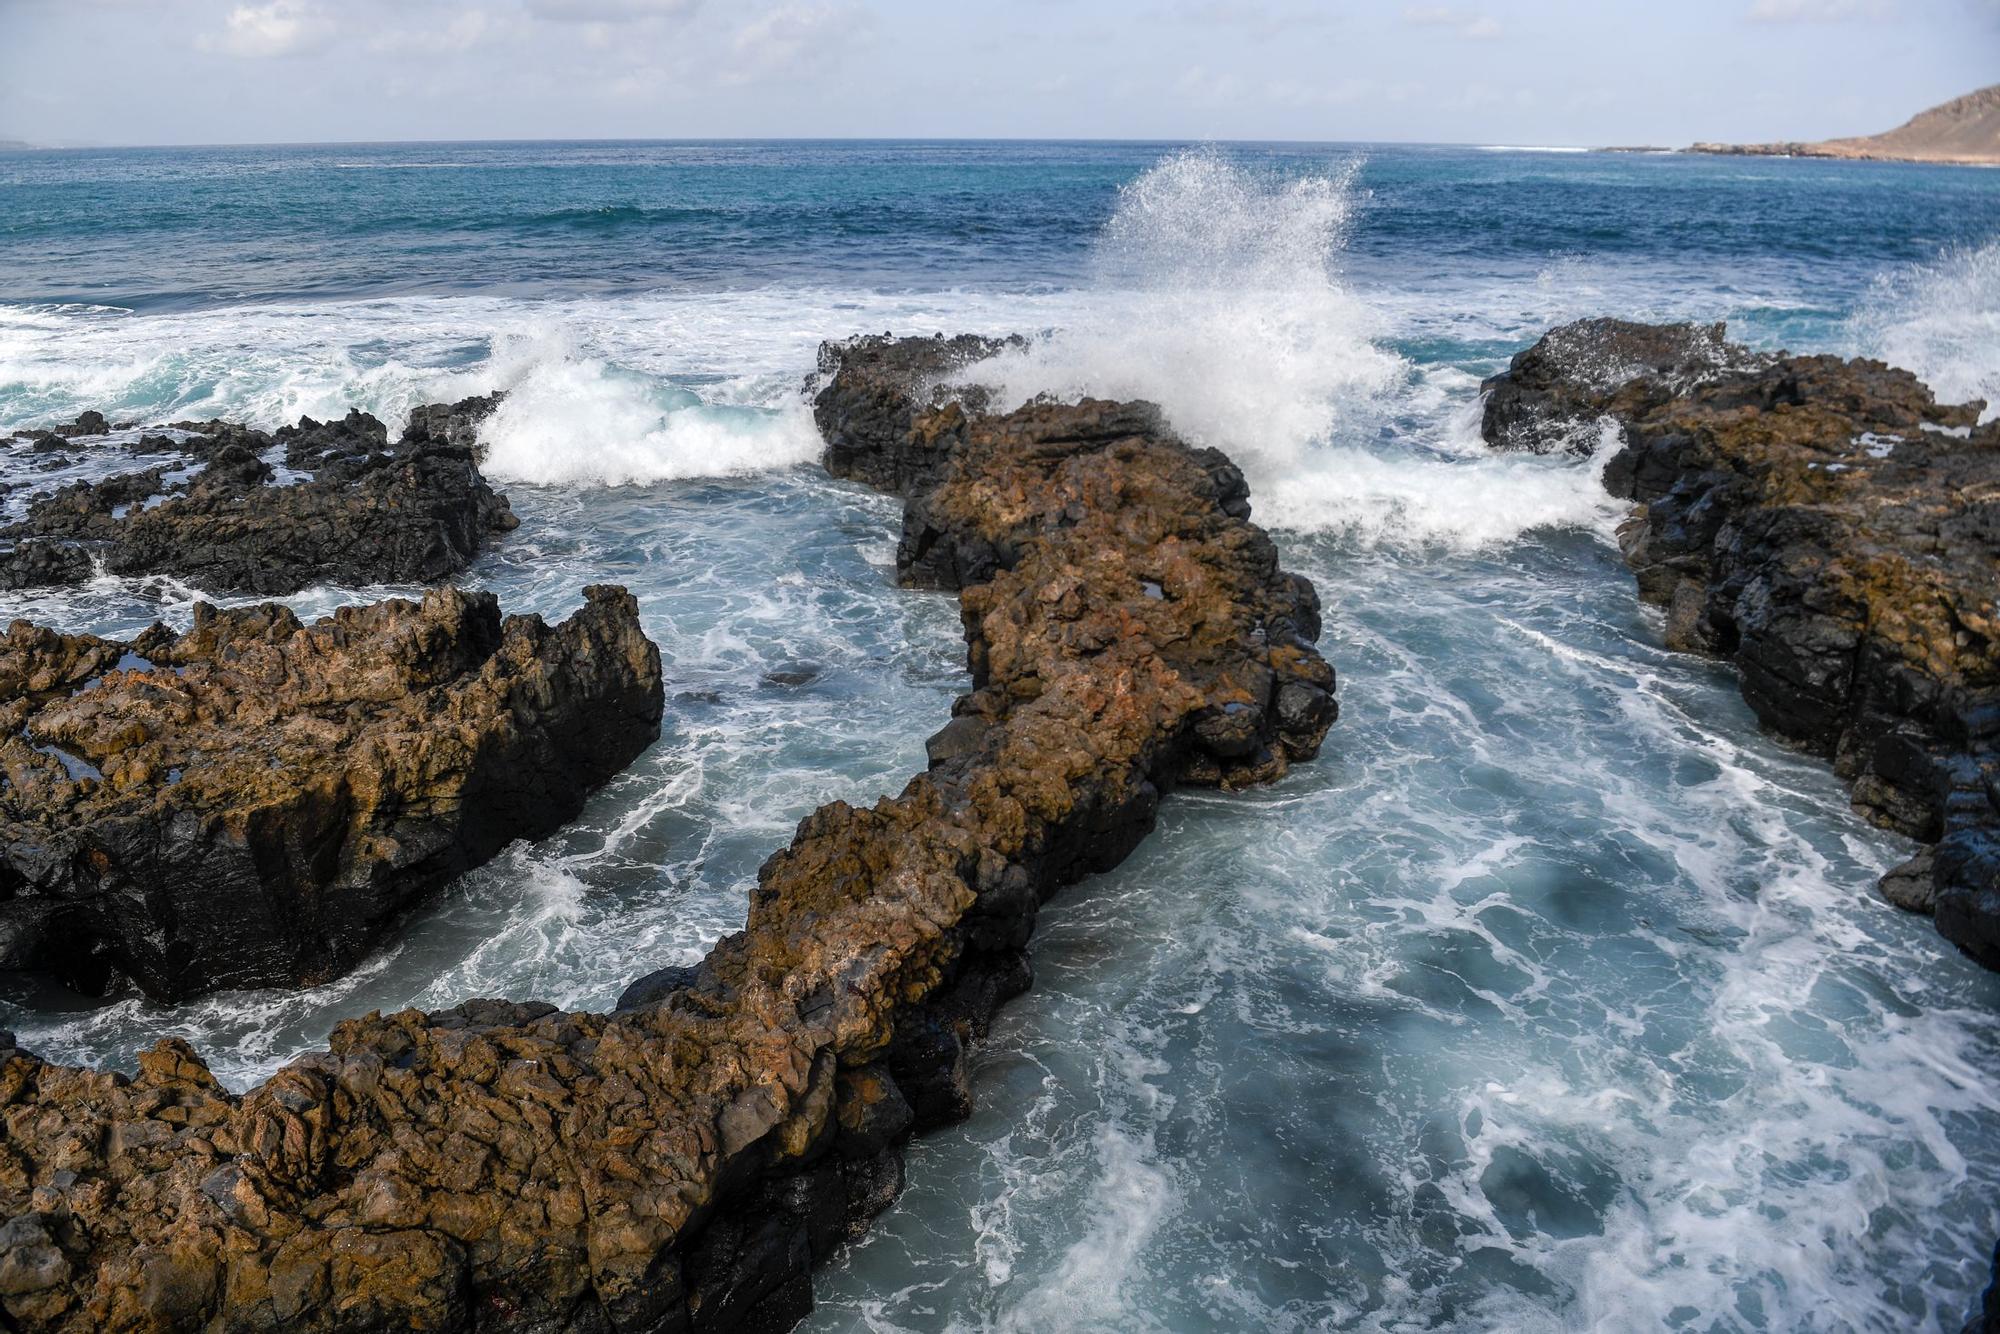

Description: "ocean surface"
4 140 2000 1331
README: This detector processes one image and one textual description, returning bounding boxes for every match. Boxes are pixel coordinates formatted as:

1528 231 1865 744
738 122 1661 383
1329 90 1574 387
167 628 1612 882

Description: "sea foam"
1849 239 2000 422
968 149 1618 550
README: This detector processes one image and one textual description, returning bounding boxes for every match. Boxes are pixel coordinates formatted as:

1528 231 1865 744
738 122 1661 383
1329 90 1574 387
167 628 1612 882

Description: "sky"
1 0 1996 147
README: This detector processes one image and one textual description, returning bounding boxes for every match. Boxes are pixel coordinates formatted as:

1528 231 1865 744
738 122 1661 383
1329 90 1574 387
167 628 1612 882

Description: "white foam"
974 150 1404 467
1849 240 2000 422
476 340 820 486
953 149 1615 551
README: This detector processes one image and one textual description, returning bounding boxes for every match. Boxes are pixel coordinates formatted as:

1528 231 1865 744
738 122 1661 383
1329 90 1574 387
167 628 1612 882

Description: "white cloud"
367 7 516 56
196 0 334 58
725 2 864 84
1402 5 1502 39
1747 0 1892 18
524 0 698 20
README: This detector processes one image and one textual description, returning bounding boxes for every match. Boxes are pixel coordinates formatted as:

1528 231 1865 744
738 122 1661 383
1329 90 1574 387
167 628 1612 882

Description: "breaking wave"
971 149 1616 550
1849 239 2000 421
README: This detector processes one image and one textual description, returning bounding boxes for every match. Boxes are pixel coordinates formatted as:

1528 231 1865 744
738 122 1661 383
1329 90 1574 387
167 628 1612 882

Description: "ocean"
3 139 1999 1331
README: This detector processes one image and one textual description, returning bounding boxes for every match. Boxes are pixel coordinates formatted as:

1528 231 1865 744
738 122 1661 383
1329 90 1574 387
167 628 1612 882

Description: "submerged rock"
1482 318 2000 966
0 337 1335 1331
0 585 664 1001
0 394 517 595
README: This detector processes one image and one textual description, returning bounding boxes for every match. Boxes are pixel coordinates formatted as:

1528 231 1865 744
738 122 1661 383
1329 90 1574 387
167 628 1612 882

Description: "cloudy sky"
2 0 1995 147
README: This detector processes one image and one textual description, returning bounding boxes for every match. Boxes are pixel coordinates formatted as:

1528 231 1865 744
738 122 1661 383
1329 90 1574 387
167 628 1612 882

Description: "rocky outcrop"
0 395 516 595
1479 318 1770 455
809 333 1021 493
1690 83 2000 167
0 337 1335 1331
1483 319 2000 964
0 585 665 1002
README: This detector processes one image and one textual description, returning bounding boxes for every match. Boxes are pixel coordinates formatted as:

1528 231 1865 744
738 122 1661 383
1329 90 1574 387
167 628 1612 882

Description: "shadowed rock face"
0 585 665 1002
1483 318 2000 966
0 395 515 596
0 337 1335 1332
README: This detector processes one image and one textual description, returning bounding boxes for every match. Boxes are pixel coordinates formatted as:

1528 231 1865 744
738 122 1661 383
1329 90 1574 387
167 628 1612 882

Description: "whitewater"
3 139 2000 1330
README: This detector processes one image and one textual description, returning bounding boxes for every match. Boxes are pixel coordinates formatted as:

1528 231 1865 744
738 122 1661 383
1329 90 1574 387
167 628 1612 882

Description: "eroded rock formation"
0 336 1335 1331
1483 318 2000 964
0 395 515 595
0 585 665 1001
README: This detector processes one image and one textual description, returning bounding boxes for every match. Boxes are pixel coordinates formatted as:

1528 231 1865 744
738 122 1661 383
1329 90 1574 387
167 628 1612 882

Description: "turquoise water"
3 141 1999 1330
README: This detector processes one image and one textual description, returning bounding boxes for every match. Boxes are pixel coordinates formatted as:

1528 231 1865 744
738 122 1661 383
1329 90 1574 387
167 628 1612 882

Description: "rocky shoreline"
0 337 1336 1330
1481 318 2000 965
1 585 665 1002
1 396 515 595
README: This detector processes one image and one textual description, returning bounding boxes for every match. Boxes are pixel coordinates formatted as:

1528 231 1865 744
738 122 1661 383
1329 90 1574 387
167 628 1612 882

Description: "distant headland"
1686 83 2000 166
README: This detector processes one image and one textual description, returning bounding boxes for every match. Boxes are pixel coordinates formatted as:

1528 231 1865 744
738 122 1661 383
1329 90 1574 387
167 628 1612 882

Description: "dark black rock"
0 397 519 595
810 332 1023 493
1482 318 1999 968
0 541 93 590
401 391 506 454
275 408 389 469
615 962 704 1013
1481 318 1770 455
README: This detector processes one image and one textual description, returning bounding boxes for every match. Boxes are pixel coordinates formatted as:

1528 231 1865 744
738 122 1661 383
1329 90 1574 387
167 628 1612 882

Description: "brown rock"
0 585 665 1000
0 337 1336 1331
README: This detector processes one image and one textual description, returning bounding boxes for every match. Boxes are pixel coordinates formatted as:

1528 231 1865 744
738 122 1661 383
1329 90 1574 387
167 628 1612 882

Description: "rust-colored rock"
0 585 665 1001
1483 318 2000 964
0 335 1335 1331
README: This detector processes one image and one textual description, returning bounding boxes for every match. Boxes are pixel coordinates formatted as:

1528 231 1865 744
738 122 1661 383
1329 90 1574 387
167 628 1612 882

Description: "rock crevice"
0 335 1336 1332
1482 318 2000 962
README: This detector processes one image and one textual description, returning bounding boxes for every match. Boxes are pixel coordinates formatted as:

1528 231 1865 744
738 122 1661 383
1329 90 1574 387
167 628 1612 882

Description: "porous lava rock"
0 584 664 1001
1483 318 2000 966
0 395 516 595
0 337 1335 1331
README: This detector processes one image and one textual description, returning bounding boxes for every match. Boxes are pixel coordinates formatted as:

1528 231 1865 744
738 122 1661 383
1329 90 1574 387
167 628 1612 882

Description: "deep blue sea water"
3 140 2000 1332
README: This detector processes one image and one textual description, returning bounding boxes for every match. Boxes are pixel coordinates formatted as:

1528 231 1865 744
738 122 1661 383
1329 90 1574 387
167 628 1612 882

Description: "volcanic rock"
0 395 518 595
0 337 1335 1330
809 332 1023 493
1482 318 2000 965
1481 318 1770 455
401 391 506 455
0 584 664 1001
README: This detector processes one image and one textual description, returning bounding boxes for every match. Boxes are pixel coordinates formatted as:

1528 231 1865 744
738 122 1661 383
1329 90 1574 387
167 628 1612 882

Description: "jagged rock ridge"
1 585 666 1001
0 395 515 595
0 335 1336 1331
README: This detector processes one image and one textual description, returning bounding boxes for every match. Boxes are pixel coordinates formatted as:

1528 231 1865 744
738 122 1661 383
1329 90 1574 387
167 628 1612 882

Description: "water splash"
1849 240 2000 421
973 150 1616 550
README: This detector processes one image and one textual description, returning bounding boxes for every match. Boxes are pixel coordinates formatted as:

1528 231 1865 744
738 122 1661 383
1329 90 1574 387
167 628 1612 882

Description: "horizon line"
2 133 1662 153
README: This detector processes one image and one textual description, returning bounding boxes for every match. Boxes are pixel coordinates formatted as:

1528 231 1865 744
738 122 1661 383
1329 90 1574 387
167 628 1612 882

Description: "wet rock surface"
0 337 1335 1331
0 395 514 595
1483 318 2000 967
0 585 665 1002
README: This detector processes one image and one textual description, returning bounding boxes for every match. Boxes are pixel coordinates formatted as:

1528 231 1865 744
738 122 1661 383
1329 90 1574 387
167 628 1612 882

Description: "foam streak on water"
2 141 1998 1331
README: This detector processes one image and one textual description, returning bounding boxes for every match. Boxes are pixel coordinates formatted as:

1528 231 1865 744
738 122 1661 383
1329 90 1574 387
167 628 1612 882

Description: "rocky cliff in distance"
1482 318 2000 965
0 338 1336 1331
0 585 666 1001
1689 83 2000 166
